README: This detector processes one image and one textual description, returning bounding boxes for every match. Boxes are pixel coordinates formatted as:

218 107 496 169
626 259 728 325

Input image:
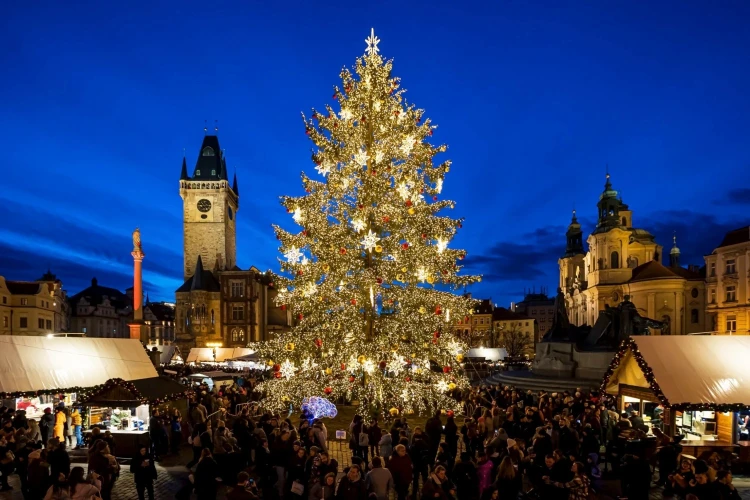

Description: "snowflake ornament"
361 230 380 252
339 108 353 121
354 149 369 167
284 247 303 263
436 380 449 393
351 218 366 233
387 355 406 375
396 182 411 200
316 162 332 177
436 238 448 254
374 149 385 164
302 282 317 298
292 208 304 224
435 178 443 194
400 135 415 156
280 359 298 378
363 359 376 374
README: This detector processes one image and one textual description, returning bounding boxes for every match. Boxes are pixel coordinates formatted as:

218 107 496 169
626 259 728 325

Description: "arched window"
610 251 619 269
210 309 215 325
691 309 699 324
621 217 627 226
231 328 245 343
202 146 215 156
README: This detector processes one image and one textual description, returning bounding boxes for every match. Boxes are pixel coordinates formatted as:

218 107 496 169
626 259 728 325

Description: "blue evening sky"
2 1 749 303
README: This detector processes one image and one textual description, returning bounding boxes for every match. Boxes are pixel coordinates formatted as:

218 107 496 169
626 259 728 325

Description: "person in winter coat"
312 420 328 453
53 407 66 442
378 430 393 464
320 472 337 499
68 466 102 500
40 407 55 444
451 452 478 500
336 464 367 500
13 409 29 430
193 448 221 500
130 446 158 500
88 441 119 500
365 457 394 500
48 439 71 482
443 415 458 461
387 444 413 500
420 465 452 500
28 419 43 444
368 421 382 459
65 412 75 449
70 409 83 449
424 412 443 464
476 451 494 497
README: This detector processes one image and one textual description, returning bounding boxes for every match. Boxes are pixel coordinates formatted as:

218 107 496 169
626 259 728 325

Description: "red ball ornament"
421 233 427 239
350 299 357 305
349 376 356 383
332 93 338 99
297 313 304 320
401 242 409 250
324 387 332 395
458 254 464 260
447 410 455 417
358 204 364 209
428 130 433 136
383 216 390 222
297 270 303 276
274 372 282 379
273 364 281 372
281 304 287 311
405 200 412 207
302 230 307 236
433 196 438 201
376 277 383 284
305 129 311 135
269 282 274 287
379 361 387 370
305 188 311 193
435 306 442 315
443 366 452 373
340 248 347 255
432 339 438 344
287 208 292 213
314 338 323 348
340 363 347 371
405 376 412 382
312 113 318 120
433 331 440 338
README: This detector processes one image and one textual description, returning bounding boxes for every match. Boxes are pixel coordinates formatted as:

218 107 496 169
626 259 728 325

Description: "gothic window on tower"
203 147 215 156
231 328 245 343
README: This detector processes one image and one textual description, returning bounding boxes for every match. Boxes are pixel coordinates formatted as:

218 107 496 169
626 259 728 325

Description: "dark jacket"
388 453 413 489
130 452 157 485
194 457 221 497
226 484 260 500
335 475 367 500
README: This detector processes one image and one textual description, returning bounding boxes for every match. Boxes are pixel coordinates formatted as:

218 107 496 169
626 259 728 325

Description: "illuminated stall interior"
602 336 750 448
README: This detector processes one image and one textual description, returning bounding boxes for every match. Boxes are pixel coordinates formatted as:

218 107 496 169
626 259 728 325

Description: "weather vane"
365 28 380 56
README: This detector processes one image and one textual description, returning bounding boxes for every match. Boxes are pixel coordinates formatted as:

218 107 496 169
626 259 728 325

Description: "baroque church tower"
179 134 239 280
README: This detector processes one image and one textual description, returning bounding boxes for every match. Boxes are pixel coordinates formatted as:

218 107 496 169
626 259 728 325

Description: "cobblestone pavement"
2 443 750 499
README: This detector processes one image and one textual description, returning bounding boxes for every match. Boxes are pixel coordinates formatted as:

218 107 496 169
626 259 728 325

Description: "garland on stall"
599 338 750 413
1 378 193 407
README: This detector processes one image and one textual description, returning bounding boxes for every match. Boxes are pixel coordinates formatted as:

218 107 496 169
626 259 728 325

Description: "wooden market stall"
0 336 158 418
78 376 192 457
601 336 750 460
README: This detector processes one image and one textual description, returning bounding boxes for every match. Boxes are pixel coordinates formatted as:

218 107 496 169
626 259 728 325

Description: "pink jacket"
71 480 101 500
477 459 494 494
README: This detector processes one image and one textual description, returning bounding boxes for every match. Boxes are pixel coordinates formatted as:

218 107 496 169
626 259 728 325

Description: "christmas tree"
255 29 481 416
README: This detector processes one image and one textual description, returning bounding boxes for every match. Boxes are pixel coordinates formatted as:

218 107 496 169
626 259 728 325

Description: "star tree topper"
365 28 380 56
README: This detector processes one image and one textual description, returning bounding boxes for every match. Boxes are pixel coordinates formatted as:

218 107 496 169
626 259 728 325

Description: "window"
710 262 716 277
2 316 7 327
231 328 246 343
610 251 619 269
690 309 699 324
21 298 28 305
211 310 215 325
46 319 52 329
196 170 201 176
727 315 737 333
232 305 244 321
202 147 215 156
38 318 44 329
82 327 87 334
231 282 244 298
726 285 737 302
211 169 216 176
710 289 716 304
691 288 699 298
19 317 28 328
526 322 529 327
726 259 736 274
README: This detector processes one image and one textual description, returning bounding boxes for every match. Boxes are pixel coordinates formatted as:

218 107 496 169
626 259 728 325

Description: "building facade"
559 174 706 335
705 226 750 335
492 307 535 356
69 278 133 337
175 134 291 351
513 290 555 344
0 271 68 336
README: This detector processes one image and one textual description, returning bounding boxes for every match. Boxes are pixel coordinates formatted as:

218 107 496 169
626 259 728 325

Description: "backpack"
358 432 369 447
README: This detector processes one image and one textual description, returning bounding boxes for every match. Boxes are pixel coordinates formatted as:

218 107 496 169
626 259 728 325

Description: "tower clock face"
197 199 212 213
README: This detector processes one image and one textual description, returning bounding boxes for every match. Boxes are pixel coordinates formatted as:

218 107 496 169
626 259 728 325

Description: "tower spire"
232 168 239 196
669 231 681 268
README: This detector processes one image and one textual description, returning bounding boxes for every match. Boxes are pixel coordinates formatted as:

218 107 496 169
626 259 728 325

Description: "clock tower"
179 135 239 280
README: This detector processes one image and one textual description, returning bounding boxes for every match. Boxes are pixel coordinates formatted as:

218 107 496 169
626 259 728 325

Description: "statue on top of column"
132 227 143 254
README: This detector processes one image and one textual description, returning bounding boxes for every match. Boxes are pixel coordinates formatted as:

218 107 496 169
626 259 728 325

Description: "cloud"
713 188 750 206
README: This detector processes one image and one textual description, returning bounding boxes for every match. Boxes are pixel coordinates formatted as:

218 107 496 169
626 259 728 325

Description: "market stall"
188 371 237 391
147 344 183 365
78 377 191 457
601 336 750 459
185 347 254 364
0 336 158 415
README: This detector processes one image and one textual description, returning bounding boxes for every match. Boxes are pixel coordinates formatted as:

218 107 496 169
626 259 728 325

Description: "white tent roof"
147 345 181 364
604 336 750 406
186 347 254 363
0 336 158 395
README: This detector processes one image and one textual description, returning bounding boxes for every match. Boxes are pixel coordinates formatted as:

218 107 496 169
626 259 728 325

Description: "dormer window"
195 170 201 176
202 147 215 157
211 169 216 176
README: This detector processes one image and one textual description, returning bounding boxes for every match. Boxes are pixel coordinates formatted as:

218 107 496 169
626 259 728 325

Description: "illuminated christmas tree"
255 29 480 416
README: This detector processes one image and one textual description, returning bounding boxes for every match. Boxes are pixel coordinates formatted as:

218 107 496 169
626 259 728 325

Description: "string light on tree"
254 28 479 415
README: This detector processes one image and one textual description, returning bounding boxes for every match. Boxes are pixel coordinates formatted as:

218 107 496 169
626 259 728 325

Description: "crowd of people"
0 379 745 500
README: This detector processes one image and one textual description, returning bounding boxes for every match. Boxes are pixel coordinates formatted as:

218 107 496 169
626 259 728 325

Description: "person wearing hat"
40 407 54 444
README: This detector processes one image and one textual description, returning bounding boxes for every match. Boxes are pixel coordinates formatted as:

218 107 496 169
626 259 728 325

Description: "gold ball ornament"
406 409 414 415
375 245 383 253
322 263 330 272
357 355 366 364
267 360 275 366
401 267 407 273
396 274 404 281
325 368 332 375
455 354 464 362
282 395 290 402
389 407 399 416
448 382 457 390
408 208 415 215
427 276 435 285
419 306 426 314
285 342 295 351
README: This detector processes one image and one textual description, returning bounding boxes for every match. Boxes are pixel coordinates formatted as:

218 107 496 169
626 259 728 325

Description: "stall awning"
0 336 158 397
602 336 750 410
147 345 182 365
186 347 254 363
78 377 192 406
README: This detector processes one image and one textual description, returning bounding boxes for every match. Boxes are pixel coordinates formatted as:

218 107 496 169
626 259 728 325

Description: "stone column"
128 228 146 342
